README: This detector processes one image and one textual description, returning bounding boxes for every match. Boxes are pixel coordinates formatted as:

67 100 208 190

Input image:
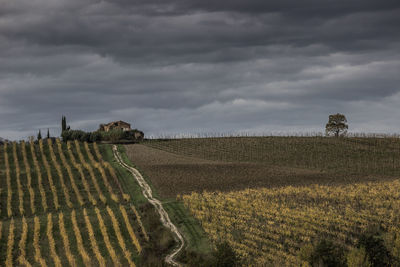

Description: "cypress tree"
37 130 42 140
61 116 66 132
47 128 50 139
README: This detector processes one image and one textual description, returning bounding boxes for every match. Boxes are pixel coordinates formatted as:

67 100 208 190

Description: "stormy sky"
1 0 400 140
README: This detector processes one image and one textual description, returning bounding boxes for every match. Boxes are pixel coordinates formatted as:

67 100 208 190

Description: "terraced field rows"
0 140 148 266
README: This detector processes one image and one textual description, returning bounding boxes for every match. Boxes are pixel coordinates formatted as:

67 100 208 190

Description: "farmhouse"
99 120 131 132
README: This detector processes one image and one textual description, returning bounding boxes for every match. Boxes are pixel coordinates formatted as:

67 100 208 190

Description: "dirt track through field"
112 145 184 266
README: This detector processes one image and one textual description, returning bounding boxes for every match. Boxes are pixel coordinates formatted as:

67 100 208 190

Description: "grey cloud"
0 0 399 140
2 1 399 62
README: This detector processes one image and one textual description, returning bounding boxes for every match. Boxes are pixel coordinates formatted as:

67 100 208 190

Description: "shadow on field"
124 144 394 199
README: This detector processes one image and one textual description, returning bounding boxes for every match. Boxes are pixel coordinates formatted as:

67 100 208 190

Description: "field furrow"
21 141 36 214
95 207 121 266
18 217 32 267
56 139 84 206
5 218 15 267
85 142 119 202
48 139 73 208
83 208 106 267
33 216 47 267
13 142 24 215
58 212 77 267
40 140 60 210
107 206 136 266
30 141 48 212
71 210 91 266
4 143 12 217
67 141 97 205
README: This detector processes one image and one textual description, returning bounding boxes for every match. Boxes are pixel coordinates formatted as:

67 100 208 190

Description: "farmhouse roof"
109 120 129 126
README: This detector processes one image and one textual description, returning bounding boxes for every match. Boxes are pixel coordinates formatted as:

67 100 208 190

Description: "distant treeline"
61 129 144 142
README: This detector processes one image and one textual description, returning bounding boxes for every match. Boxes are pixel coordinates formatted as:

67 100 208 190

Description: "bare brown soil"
124 144 332 198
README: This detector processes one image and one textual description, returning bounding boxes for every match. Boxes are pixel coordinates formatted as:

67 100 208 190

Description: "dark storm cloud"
105 0 399 17
0 0 399 139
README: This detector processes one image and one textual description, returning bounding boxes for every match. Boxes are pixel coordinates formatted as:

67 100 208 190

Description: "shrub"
383 231 400 266
71 130 86 141
357 232 391 267
61 130 71 141
80 132 90 142
299 239 345 267
394 234 400 265
212 241 238 267
347 247 371 267
89 131 101 142
299 243 314 264
62 128 143 142
109 129 125 142
178 250 215 267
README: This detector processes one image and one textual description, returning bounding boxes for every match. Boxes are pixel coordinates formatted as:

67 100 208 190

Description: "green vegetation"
99 144 148 205
61 129 144 143
299 239 346 266
326 113 349 137
121 144 215 265
61 115 67 132
60 115 143 143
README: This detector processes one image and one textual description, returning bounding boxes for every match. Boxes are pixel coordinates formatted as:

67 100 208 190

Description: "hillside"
124 136 400 266
144 136 400 179
124 144 323 198
126 136 400 198
0 139 172 266
2 136 398 266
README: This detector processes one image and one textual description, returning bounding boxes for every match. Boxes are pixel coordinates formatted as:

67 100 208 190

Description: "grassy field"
0 139 173 266
124 136 400 266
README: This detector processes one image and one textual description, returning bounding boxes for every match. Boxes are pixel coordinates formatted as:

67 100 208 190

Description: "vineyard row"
0 140 126 217
0 207 145 266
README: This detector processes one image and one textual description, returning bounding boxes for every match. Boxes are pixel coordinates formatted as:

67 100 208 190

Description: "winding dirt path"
112 145 184 266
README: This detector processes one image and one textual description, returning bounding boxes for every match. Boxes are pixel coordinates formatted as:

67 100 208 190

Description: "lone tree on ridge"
325 113 348 137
